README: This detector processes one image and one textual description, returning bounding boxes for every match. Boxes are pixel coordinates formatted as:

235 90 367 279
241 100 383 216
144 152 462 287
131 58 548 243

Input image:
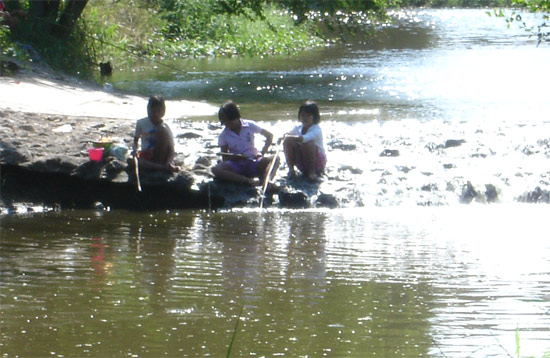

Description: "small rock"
485 184 498 203
316 193 338 208
177 132 202 139
195 156 211 167
518 186 550 203
278 191 309 209
444 139 465 148
421 183 438 192
380 149 400 157
328 139 357 151
338 165 363 174
460 181 478 204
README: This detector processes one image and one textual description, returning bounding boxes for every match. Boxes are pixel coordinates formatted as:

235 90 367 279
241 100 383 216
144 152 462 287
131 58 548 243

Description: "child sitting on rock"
280 100 327 181
211 100 274 185
132 95 179 173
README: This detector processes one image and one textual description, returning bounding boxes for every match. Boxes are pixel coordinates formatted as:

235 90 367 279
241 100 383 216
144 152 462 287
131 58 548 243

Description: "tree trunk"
26 0 87 36
56 0 89 36
27 0 60 33
4 0 22 10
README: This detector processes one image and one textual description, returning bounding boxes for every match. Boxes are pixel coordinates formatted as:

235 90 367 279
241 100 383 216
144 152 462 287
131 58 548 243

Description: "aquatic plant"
513 326 550 358
226 305 244 358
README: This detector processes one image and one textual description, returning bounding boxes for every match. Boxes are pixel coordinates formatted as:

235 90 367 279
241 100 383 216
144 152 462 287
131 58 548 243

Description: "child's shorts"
226 158 260 178
297 147 326 175
138 149 154 161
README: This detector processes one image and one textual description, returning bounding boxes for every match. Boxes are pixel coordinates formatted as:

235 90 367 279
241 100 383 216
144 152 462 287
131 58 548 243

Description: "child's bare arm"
260 129 273 155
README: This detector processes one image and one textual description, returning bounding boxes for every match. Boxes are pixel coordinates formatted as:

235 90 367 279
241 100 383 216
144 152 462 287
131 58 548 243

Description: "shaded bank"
0 164 222 211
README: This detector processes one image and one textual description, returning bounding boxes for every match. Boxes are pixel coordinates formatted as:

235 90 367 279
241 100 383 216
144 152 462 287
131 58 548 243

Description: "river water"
1 8 549 358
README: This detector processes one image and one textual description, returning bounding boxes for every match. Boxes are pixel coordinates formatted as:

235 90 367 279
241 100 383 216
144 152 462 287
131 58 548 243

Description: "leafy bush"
0 25 29 75
78 1 326 64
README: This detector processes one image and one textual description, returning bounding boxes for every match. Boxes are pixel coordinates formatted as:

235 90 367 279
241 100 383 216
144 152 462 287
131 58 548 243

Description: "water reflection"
2 207 548 357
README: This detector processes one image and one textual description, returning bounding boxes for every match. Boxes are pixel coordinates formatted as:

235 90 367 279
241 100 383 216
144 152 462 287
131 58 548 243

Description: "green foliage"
0 25 12 57
278 0 394 22
78 0 326 63
513 326 550 358
398 0 512 6
0 25 30 75
7 11 97 77
0 25 15 74
161 6 325 57
489 0 549 45
511 0 550 12
516 326 521 358
80 0 168 67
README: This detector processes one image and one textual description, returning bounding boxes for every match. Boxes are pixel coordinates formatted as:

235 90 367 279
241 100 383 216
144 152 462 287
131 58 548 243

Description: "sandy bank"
0 74 217 119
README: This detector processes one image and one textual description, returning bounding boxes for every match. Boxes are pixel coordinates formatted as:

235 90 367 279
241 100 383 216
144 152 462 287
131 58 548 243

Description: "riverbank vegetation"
1 0 548 79
1 0 392 78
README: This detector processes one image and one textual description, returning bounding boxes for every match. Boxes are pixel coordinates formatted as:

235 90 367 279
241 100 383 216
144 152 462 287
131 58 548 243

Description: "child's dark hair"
298 100 321 124
148 95 165 109
219 100 241 122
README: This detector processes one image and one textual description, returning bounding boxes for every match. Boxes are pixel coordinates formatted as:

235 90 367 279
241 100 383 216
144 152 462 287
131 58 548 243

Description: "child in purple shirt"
211 101 274 185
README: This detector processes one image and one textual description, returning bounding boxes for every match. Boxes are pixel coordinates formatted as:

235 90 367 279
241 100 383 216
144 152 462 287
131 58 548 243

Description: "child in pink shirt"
212 101 274 185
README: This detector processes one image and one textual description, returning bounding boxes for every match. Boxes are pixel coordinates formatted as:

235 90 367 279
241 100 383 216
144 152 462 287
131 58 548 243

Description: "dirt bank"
0 68 223 212
0 70 326 213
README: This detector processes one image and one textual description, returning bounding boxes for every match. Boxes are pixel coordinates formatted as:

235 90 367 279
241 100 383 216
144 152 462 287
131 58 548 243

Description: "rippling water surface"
108 9 550 207
1 208 549 357
1 8 549 358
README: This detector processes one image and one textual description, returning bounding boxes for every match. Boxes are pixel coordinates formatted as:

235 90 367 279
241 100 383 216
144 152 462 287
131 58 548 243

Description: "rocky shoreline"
0 109 212 211
0 107 337 213
2 104 547 214
2 68 549 213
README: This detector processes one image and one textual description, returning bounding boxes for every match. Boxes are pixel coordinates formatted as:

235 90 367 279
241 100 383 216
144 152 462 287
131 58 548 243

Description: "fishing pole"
259 144 282 210
217 152 248 160
133 154 142 192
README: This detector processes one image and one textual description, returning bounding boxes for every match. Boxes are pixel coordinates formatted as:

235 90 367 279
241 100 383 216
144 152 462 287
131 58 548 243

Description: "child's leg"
297 141 318 180
212 161 258 185
256 156 277 182
283 138 298 176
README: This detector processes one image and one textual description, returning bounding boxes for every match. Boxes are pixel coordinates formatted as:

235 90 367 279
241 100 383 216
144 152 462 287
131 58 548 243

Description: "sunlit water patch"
167 113 549 208
110 9 550 122
108 9 550 209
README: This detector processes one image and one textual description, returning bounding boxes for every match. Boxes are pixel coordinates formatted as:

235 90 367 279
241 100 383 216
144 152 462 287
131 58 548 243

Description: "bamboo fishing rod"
259 145 282 210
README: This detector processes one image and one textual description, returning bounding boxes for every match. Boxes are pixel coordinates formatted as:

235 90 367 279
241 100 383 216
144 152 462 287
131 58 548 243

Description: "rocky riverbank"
0 69 336 213
0 106 338 213
0 66 214 213
2 67 549 213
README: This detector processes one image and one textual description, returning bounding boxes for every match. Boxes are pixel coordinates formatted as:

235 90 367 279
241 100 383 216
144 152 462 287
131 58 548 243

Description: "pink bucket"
88 147 104 162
